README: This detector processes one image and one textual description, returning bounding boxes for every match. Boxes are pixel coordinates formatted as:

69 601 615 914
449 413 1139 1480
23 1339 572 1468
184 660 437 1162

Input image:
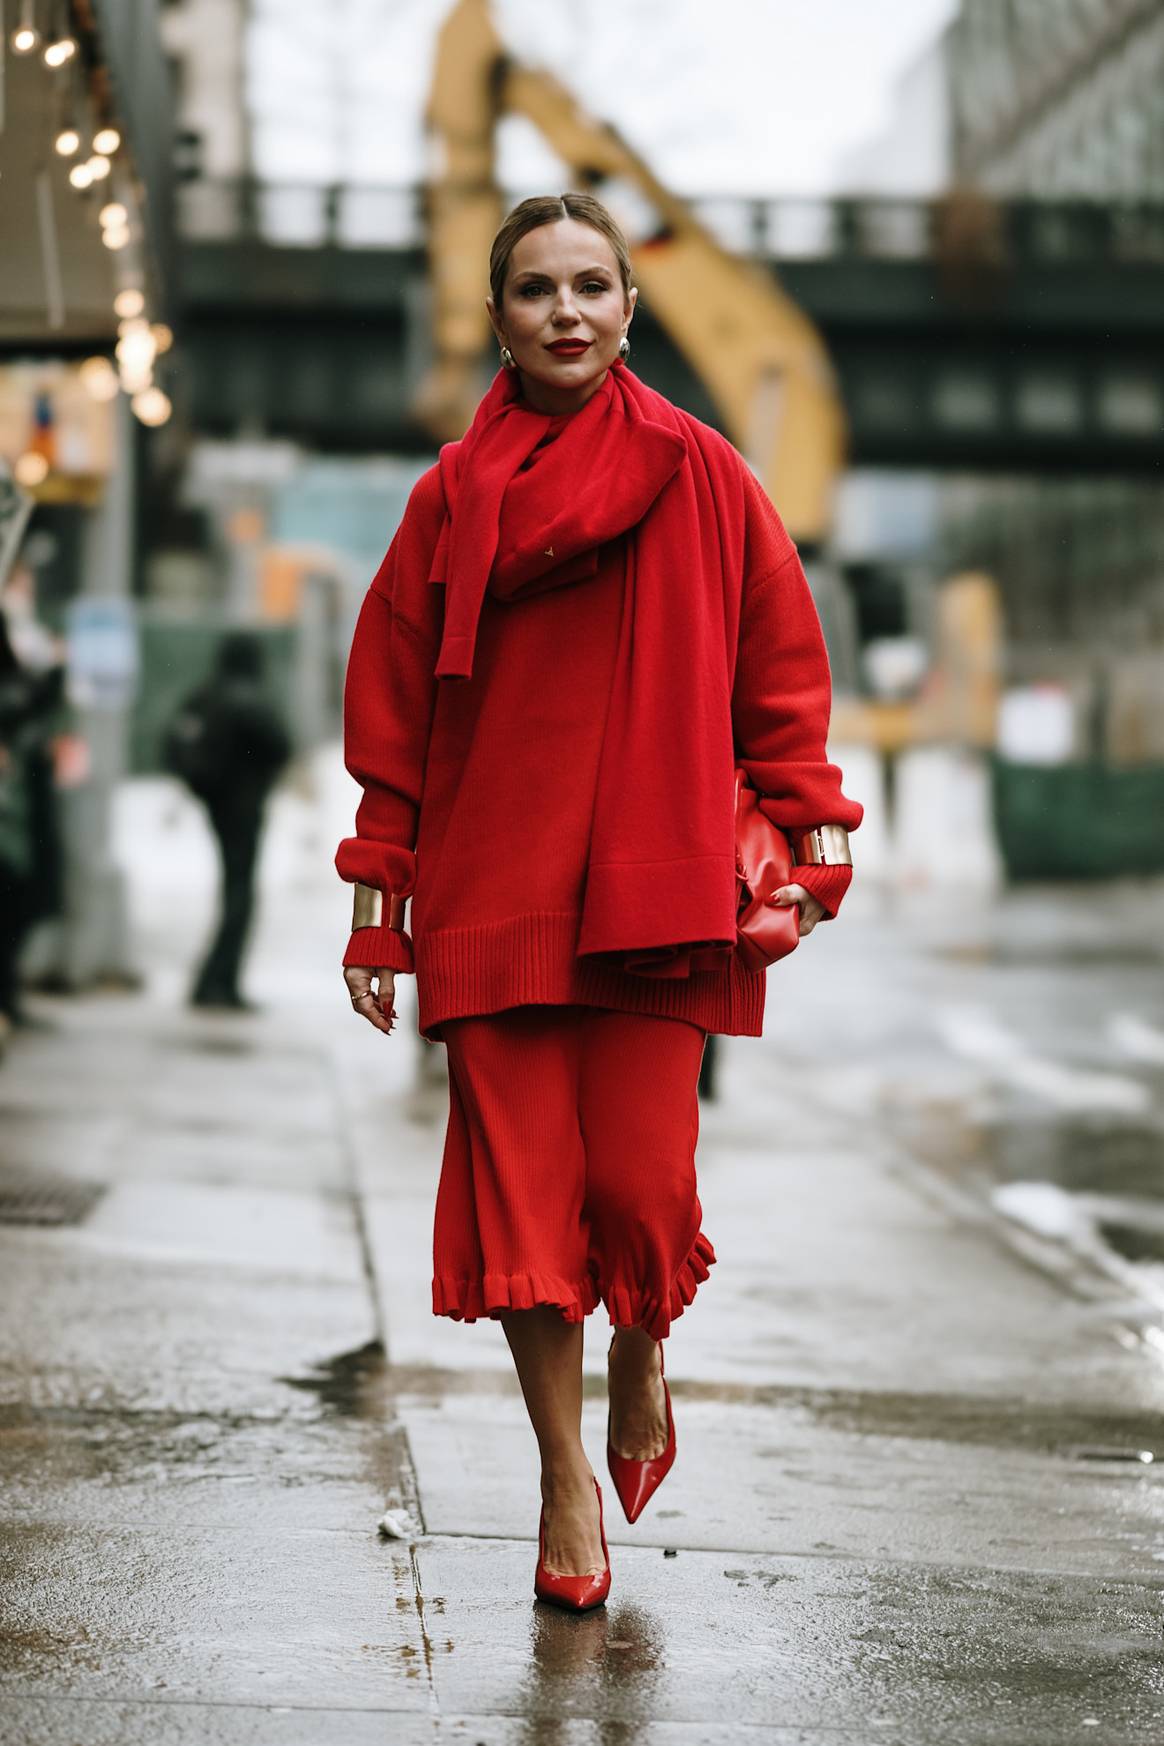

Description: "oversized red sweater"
339 435 863 1044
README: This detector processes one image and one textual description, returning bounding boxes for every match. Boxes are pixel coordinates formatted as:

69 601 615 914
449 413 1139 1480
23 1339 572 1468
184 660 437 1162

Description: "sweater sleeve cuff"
789 862 852 920
343 926 415 974
335 836 417 898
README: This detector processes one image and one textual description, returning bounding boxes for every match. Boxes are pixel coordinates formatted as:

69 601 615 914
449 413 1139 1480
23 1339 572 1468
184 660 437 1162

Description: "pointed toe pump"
606 1337 676 1525
534 1475 611 1612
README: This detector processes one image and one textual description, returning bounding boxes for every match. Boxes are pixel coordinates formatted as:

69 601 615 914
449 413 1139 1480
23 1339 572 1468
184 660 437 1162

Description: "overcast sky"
248 0 960 194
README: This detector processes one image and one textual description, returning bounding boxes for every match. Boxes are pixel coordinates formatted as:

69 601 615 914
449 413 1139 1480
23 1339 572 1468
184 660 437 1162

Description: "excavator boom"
417 0 845 544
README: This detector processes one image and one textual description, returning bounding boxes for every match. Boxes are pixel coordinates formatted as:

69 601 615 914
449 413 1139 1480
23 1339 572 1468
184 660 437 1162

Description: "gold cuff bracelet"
787 825 853 867
352 883 407 931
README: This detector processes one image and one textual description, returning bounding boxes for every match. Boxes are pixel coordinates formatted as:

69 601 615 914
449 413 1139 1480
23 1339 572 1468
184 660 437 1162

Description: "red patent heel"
606 1335 676 1525
534 1475 611 1612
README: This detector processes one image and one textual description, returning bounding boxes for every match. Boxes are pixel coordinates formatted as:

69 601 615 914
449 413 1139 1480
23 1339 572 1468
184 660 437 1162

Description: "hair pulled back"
489 192 634 307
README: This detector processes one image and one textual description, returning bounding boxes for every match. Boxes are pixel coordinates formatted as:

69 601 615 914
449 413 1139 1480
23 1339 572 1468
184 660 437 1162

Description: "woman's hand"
343 965 397 1034
768 885 826 938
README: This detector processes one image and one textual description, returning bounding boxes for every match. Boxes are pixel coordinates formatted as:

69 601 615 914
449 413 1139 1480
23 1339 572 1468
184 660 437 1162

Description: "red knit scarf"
430 362 748 979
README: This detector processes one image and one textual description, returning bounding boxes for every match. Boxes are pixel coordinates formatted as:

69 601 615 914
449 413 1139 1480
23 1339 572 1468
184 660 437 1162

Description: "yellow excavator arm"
415 0 845 545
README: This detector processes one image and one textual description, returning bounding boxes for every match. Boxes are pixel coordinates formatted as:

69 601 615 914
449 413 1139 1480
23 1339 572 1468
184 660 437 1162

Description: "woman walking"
339 193 863 1611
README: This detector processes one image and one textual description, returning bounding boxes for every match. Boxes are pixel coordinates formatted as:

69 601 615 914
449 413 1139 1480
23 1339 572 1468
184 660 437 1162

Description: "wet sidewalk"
3 771 1164 1743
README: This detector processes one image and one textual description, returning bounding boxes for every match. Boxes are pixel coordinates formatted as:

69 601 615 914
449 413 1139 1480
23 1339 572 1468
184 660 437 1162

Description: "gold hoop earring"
618 336 631 362
500 345 516 370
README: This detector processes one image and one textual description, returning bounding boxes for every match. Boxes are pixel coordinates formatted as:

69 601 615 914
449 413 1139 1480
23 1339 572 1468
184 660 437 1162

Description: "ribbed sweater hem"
414 910 766 1043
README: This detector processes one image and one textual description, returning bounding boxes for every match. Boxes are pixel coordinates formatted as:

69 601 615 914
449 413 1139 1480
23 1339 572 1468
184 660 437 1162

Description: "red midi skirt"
432 1005 717 1340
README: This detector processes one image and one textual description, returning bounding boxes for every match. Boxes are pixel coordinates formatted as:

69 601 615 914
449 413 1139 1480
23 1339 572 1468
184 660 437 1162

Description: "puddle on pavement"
993 1120 1164 1201
1069 1445 1156 1464
0 1169 106 1227
932 941 1164 968
895 1095 1164 1288
899 1107 1164 1202
1097 1219 1164 1266
791 1388 1164 1460
277 1338 393 1419
380 1361 1164 1460
0 1401 389 1509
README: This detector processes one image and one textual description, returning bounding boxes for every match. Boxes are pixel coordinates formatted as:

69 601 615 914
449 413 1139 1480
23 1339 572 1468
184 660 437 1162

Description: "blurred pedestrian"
337 193 863 1610
165 631 291 1011
0 612 66 1048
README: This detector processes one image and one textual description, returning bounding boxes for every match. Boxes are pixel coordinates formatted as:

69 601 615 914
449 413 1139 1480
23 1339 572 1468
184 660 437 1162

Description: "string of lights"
6 0 173 459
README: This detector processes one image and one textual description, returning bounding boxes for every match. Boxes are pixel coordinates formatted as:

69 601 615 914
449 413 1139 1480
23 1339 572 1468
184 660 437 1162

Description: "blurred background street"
3 0 1164 1739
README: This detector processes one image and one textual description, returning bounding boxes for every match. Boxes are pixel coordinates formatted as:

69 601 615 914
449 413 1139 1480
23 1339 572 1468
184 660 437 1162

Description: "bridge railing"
176 179 1164 267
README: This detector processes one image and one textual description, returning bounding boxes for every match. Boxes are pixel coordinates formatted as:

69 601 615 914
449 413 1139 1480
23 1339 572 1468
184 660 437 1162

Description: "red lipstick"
546 340 592 355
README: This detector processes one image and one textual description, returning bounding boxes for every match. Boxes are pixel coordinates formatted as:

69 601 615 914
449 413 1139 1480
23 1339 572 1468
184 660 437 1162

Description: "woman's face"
487 218 636 415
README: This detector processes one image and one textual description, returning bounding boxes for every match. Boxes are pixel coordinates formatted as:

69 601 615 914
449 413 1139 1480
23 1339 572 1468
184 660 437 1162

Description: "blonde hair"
489 192 633 307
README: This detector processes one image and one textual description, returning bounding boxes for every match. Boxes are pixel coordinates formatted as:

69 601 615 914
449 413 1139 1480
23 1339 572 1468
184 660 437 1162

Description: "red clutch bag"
620 769 802 980
734 765 800 973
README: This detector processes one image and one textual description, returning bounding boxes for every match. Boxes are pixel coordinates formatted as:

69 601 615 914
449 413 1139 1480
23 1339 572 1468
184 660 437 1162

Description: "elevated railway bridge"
173 185 1164 477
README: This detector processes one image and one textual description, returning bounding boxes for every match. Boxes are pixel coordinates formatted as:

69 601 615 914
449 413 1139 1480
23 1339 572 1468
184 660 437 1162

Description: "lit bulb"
119 364 153 395
43 36 77 67
54 128 81 157
86 155 112 181
99 202 127 229
150 323 174 355
132 388 172 428
113 288 144 318
14 452 50 487
116 324 158 394
93 127 121 154
11 26 39 54
117 323 156 361
102 226 130 251
68 162 93 190
79 356 119 402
